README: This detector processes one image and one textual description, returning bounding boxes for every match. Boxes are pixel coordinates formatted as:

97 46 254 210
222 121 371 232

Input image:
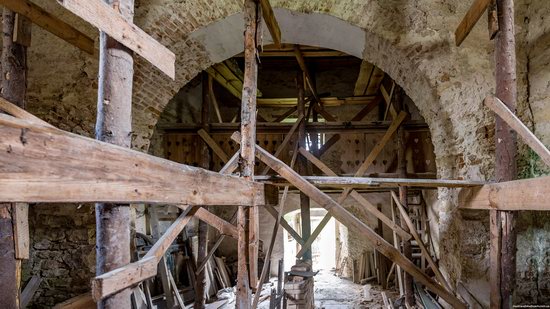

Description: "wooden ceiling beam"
0 0 94 54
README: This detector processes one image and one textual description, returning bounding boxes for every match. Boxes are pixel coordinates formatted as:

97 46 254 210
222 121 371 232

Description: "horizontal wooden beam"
161 120 429 134
0 114 275 206
455 0 492 46
484 96 550 167
57 0 175 79
0 0 94 54
255 175 485 189
459 176 550 211
231 131 465 308
259 0 281 47
258 96 376 107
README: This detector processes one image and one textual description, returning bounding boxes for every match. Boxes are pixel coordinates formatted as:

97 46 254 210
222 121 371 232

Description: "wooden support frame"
0 114 276 206
262 114 304 174
273 106 298 122
484 96 550 166
455 0 492 46
91 206 198 301
198 128 231 163
391 192 452 293
0 0 94 54
459 176 550 210
58 0 175 78
231 132 466 308
264 205 305 245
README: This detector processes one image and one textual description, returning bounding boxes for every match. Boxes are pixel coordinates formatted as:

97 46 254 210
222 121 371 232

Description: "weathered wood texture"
459 176 549 210
259 0 281 47
231 132 465 308
0 9 27 308
455 0 492 46
493 0 517 307
238 0 261 304
0 116 274 206
58 0 175 78
0 0 94 53
485 96 550 166
94 1 135 306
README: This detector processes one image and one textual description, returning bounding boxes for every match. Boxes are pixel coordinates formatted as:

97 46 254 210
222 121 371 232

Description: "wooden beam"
13 203 29 259
13 14 32 47
21 275 41 308
0 97 53 127
351 98 380 122
391 191 452 293
295 212 331 259
455 0 492 46
459 176 550 210
198 129 231 163
259 0 281 47
273 106 297 122
92 207 197 301
92 256 158 302
338 111 407 202
0 115 274 206
176 206 238 239
297 148 412 244
380 83 397 120
264 205 305 245
293 46 320 104
354 61 374 96
58 0 175 79
239 0 260 302
255 175 484 189
484 96 550 166
261 114 304 174
0 0 94 54
318 134 341 157
231 132 466 309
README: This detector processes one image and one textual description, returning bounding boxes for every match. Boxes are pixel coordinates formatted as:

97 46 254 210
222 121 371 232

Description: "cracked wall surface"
9 0 549 306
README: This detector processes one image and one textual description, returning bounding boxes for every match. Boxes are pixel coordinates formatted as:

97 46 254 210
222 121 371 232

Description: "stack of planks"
353 251 377 284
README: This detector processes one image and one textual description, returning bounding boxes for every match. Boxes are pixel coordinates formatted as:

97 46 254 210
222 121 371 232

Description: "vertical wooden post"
195 73 212 309
396 88 414 306
0 8 28 309
296 71 312 262
492 0 517 307
238 0 261 306
95 1 134 308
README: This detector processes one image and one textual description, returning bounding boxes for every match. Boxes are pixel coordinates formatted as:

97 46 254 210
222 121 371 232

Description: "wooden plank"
21 275 41 308
296 148 412 242
351 98 380 122
318 134 341 157
13 14 32 47
58 0 175 79
459 176 550 210
255 175 485 188
198 129 231 163
53 293 95 309
338 111 407 202
273 106 298 122
259 0 281 47
177 206 238 239
239 0 260 302
0 96 53 127
262 114 304 174
293 45 320 104
354 61 374 96
0 115 272 206
380 83 397 120
265 205 305 245
391 191 452 293
92 256 158 302
13 203 29 259
231 131 466 309
0 0 94 54
295 213 331 259
92 207 197 301
455 0 492 46
485 96 550 166
206 67 242 99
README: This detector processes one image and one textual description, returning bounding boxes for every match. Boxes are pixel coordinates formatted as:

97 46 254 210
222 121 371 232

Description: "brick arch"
134 4 494 181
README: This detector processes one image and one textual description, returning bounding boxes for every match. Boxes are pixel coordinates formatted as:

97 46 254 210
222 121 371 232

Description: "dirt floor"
216 269 399 308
